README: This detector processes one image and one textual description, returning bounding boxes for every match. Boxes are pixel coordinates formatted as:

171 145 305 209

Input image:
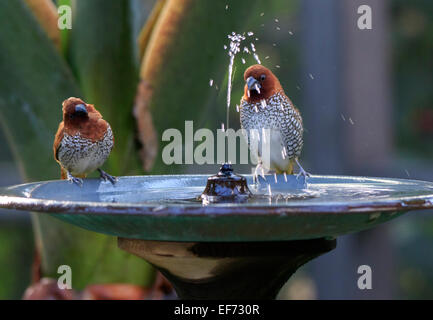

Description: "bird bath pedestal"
117 238 335 299
1 172 432 299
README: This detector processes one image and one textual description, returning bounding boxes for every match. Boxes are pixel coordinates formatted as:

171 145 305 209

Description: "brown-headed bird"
239 65 309 178
53 97 116 187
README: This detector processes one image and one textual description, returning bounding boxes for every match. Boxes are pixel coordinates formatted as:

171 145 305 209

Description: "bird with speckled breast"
53 97 116 187
239 64 309 179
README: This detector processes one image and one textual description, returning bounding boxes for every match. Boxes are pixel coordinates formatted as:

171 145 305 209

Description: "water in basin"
7 174 433 208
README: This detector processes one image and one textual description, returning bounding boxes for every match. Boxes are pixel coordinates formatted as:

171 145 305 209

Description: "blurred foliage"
392 213 433 299
392 0 433 158
0 221 33 299
24 0 60 50
391 0 433 297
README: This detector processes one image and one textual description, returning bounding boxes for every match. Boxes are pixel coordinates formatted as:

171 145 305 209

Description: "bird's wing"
277 101 303 159
53 122 64 162
239 101 263 160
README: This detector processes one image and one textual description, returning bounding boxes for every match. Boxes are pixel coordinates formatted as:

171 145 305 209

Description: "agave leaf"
24 0 61 50
0 0 77 179
137 0 167 62
0 0 153 290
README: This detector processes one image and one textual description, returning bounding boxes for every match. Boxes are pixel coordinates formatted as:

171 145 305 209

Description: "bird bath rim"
0 174 432 242
0 174 432 215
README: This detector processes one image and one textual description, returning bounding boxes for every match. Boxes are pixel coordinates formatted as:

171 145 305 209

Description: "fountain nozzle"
200 163 252 204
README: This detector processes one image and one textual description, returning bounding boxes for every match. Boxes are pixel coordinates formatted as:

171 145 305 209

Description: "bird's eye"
260 74 266 81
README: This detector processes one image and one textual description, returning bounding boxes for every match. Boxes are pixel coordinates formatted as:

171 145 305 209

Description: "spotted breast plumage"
239 64 309 178
53 97 116 186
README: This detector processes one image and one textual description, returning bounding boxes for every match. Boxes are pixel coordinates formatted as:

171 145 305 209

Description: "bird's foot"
98 169 117 185
296 168 310 179
66 172 83 187
295 158 310 180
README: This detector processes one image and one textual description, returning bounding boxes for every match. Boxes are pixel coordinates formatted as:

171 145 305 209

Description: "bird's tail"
60 167 86 179
275 160 294 175
60 167 67 180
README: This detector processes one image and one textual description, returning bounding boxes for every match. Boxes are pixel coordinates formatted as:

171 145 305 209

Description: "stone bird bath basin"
1 173 433 299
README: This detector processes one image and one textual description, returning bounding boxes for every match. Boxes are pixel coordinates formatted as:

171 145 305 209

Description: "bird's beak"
74 104 88 115
246 76 261 91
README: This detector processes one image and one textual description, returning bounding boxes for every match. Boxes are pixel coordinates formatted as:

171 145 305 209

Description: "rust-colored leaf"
139 0 193 81
24 0 61 50
137 0 167 62
133 80 159 171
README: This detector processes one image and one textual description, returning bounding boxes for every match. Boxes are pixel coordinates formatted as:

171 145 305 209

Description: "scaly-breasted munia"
53 97 116 186
239 65 309 178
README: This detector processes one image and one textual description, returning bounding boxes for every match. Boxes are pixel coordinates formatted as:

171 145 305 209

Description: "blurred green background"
0 0 432 299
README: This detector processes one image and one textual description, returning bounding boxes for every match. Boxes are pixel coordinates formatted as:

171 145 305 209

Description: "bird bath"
1 171 433 299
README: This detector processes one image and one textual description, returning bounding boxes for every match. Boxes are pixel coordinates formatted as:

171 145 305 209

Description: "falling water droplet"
255 84 261 94
226 32 246 135
225 31 262 158
249 43 261 64
254 130 260 141
253 53 261 64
